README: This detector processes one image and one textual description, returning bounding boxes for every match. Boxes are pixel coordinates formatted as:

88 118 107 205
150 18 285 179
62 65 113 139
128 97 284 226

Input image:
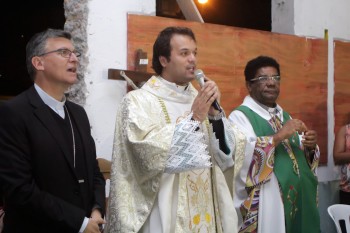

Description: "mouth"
264 90 279 96
67 67 77 73
187 66 195 73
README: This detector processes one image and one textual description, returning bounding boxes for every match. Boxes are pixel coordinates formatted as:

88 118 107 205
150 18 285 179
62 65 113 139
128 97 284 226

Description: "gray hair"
26 28 72 79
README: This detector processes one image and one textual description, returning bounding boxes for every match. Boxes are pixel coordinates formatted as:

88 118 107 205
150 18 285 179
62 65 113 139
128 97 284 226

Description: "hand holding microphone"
191 69 222 122
194 69 222 112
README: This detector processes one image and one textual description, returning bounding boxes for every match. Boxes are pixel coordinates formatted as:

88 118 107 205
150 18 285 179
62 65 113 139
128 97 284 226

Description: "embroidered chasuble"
105 76 246 233
229 96 320 233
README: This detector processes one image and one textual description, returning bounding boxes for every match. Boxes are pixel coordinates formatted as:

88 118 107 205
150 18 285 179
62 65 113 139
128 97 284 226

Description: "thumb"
96 218 106 224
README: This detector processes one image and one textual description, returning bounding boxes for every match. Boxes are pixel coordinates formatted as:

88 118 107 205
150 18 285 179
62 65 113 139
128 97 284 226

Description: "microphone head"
194 69 205 87
194 69 204 80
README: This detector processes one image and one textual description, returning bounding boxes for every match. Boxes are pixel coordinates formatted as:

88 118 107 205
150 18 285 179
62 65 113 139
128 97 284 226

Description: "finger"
303 135 317 144
207 91 219 105
198 91 210 103
294 119 307 130
97 218 106 224
300 123 308 132
302 140 317 148
305 130 316 136
304 143 317 149
303 138 316 144
303 144 316 150
201 84 216 98
207 86 218 101
201 80 215 92
302 132 315 139
303 133 315 139
203 75 212 82
202 80 216 91
204 88 214 101
199 80 211 92
87 220 100 233
293 120 307 133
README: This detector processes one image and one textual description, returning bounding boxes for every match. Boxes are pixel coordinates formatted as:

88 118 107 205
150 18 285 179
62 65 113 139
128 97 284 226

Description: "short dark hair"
152 27 196 75
244 56 280 81
26 28 72 79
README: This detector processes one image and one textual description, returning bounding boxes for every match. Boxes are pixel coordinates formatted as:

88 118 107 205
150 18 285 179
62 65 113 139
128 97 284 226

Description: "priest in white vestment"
105 27 246 233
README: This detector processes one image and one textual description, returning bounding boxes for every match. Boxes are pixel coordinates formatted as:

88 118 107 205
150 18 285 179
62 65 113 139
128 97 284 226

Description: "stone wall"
63 0 88 106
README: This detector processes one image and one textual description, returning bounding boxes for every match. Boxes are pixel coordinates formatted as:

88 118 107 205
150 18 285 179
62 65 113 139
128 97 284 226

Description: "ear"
31 56 45 71
246 81 252 93
159 56 168 68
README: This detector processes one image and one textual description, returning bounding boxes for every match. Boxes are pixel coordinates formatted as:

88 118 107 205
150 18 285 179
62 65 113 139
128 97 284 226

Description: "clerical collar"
252 97 280 115
34 83 66 118
158 76 189 92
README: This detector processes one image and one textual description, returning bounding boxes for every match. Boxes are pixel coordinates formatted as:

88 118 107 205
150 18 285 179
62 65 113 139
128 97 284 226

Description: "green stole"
236 105 320 233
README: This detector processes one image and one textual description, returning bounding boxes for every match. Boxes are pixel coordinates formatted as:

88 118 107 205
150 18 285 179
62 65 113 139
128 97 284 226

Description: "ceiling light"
198 0 208 4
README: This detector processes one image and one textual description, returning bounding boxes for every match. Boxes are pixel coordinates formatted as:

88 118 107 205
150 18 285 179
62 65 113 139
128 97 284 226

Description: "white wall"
294 0 350 40
273 0 350 40
271 0 294 35
85 0 155 160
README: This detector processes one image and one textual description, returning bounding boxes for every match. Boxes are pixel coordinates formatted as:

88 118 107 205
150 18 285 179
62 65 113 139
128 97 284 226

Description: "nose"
188 52 196 63
266 77 276 85
69 52 79 62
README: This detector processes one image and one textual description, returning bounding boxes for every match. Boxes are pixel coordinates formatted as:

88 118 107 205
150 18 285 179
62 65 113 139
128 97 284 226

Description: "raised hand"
191 78 221 122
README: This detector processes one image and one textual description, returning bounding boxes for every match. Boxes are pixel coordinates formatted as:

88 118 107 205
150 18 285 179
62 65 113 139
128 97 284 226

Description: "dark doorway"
0 0 65 99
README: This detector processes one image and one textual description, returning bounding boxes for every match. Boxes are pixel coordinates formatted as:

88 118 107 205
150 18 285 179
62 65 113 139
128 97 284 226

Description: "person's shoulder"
0 89 34 126
334 124 346 134
65 100 87 117
124 88 156 102
339 124 348 133
65 101 91 127
335 125 347 139
66 100 84 109
0 89 32 112
126 88 149 97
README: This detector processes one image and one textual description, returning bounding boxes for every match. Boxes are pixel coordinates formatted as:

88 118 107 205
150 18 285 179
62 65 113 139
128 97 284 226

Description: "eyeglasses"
37 49 81 58
250 75 281 83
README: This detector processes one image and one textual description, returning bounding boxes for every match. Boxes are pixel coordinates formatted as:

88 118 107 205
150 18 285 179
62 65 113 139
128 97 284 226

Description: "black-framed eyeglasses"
250 75 281 83
36 48 81 58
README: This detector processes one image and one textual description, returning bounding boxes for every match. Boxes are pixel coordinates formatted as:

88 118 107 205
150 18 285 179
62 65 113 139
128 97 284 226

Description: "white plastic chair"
328 204 350 233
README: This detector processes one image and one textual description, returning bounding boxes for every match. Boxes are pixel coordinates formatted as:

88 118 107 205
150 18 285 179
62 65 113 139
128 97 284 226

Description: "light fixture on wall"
198 0 208 4
176 0 204 23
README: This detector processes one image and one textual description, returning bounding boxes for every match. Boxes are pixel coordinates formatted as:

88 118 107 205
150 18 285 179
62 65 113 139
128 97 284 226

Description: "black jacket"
0 86 105 233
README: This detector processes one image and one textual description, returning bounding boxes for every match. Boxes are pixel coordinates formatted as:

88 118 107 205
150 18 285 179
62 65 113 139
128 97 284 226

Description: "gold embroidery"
157 97 171 124
186 171 215 231
287 185 298 218
193 214 201 225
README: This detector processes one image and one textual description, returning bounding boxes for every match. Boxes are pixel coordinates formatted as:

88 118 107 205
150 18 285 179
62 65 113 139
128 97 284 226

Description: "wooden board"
126 14 328 164
334 40 350 135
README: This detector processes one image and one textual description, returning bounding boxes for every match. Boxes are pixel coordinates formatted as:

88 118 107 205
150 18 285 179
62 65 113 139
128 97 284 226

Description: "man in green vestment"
229 56 320 233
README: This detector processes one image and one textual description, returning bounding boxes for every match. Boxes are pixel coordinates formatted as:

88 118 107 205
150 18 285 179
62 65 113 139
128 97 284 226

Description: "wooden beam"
108 69 154 83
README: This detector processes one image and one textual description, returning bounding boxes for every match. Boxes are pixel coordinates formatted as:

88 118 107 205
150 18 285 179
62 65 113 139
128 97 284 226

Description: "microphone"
194 69 222 112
